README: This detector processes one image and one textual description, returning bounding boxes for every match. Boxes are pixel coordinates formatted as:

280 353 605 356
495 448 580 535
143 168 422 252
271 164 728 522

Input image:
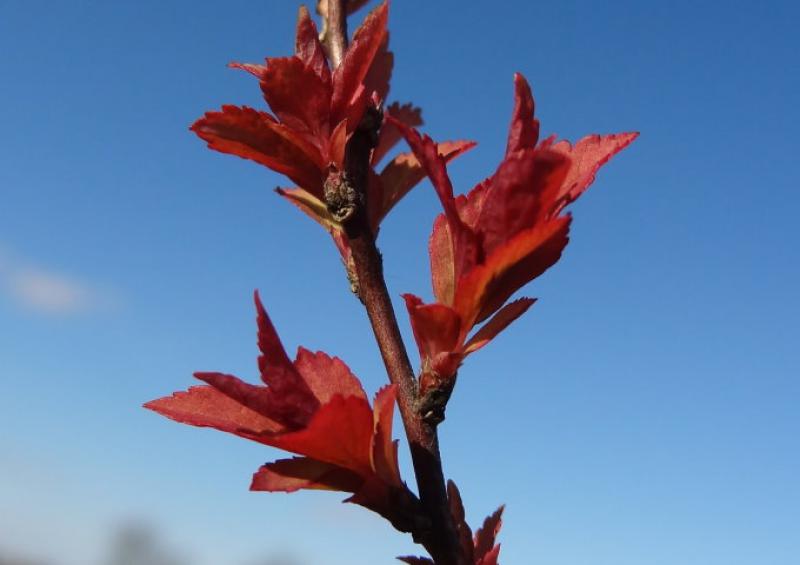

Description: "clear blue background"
1 1 797 564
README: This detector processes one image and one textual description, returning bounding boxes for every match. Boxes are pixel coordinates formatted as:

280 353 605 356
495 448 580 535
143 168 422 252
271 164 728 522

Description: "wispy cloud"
0 246 118 316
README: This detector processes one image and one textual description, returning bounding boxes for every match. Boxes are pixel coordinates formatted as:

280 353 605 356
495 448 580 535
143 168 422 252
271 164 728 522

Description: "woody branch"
322 2 466 563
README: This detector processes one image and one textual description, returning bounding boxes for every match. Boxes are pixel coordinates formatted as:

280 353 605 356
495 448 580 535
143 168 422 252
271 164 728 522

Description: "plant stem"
321 0 348 68
347 232 464 565
324 4 464 558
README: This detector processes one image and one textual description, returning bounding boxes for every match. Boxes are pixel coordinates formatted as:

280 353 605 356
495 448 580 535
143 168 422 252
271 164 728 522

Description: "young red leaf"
477 545 501 565
276 186 338 231
375 140 476 229
259 56 331 137
143 385 281 439
397 558 435 565
372 102 424 165
251 457 363 493
295 6 330 83
454 214 571 327
331 1 389 124
293 347 367 404
388 116 482 285
364 32 394 105
463 297 536 354
268 394 374 475
191 106 325 195
145 293 410 521
194 2 463 272
473 505 505 562
549 132 639 212
394 73 636 392
193 370 314 432
474 148 571 255
447 480 475 563
371 385 402 487
403 294 462 370
505 72 540 156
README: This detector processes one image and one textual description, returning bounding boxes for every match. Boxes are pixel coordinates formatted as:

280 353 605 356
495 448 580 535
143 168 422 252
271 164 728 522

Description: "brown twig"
322 4 466 560
347 233 465 565
320 0 348 68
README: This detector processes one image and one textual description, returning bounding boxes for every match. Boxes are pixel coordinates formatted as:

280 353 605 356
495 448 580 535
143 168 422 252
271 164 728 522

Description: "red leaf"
276 186 337 230
473 505 505 562
477 545 501 565
255 289 301 378
374 139 476 230
253 291 319 426
397 558 434 565
260 56 331 137
191 105 325 196
364 32 394 104
371 385 402 487
294 347 368 404
447 480 475 563
550 131 639 212
269 394 374 476
144 385 281 437
194 371 314 431
331 1 389 124
429 214 456 305
251 457 362 493
403 294 462 368
389 117 481 286
148 295 371 475
228 61 267 79
475 148 571 255
295 6 330 84
455 215 571 326
463 297 536 354
373 102 423 165
327 118 348 169
505 72 540 156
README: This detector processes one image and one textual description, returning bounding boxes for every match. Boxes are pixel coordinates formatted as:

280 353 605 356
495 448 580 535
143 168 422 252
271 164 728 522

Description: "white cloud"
0 246 118 316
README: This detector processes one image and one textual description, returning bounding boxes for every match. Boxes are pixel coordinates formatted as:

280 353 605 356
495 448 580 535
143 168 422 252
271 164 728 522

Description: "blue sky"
1 1 798 564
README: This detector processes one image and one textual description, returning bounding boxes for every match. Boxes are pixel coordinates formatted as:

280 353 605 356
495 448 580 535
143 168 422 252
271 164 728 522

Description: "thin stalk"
321 0 348 68
323 2 466 558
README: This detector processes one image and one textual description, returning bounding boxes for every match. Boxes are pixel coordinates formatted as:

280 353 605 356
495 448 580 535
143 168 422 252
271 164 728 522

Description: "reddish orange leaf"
260 56 331 137
331 1 389 124
455 215 570 326
373 139 476 230
403 294 462 370
251 457 362 493
276 186 337 231
364 32 394 105
475 148 571 255
143 385 281 438
505 72 540 156
145 293 409 515
294 347 368 404
397 558 434 565
371 385 402 487
429 213 456 305
550 131 639 212
447 481 475 563
473 505 505 562
268 394 374 475
191 106 325 195
295 6 330 83
373 102 424 165
393 72 636 387
463 297 536 354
